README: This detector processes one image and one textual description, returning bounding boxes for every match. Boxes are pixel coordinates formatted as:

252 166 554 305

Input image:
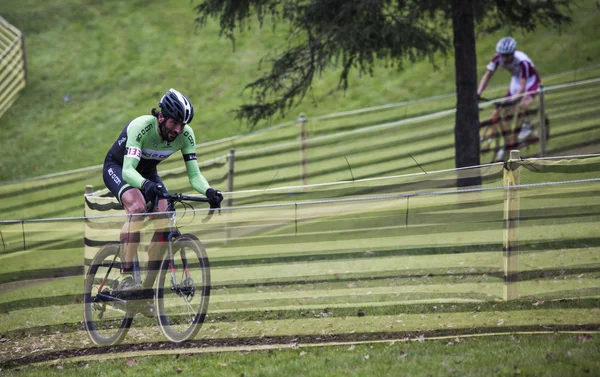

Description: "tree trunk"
451 0 481 187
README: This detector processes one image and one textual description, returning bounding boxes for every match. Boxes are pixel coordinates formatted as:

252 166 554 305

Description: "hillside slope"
0 0 599 182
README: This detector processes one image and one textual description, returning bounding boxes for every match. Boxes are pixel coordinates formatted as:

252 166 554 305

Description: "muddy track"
2 324 599 369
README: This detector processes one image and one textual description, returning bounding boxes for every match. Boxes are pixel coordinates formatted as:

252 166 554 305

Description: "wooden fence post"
225 149 235 244
299 113 308 189
538 85 547 158
503 150 521 300
20 34 28 84
226 149 235 207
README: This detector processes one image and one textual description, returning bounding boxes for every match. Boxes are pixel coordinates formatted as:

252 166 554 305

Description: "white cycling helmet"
159 88 194 125
496 37 517 55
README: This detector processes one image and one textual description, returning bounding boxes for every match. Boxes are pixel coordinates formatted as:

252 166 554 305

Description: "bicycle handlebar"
478 96 519 109
152 187 219 223
160 192 210 203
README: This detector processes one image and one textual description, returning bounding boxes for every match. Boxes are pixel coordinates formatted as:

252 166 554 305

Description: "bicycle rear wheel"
155 234 210 343
83 244 133 346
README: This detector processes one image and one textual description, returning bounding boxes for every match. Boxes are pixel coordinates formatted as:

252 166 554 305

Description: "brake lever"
201 211 214 223
152 184 166 211
201 204 221 223
154 193 160 211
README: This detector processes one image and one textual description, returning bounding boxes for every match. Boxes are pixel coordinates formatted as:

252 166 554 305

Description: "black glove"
142 180 167 205
205 188 223 208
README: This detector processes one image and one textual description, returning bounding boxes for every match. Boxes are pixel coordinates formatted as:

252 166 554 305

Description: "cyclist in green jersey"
103 88 223 295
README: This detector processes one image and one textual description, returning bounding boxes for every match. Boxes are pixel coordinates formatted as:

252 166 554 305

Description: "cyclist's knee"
127 202 147 215
122 196 146 215
491 113 499 123
121 189 147 215
520 95 534 107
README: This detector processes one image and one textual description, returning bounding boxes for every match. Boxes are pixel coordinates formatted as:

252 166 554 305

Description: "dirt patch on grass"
1 324 599 369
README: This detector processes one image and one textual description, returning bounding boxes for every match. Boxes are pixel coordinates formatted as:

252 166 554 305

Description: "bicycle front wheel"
155 234 210 342
83 243 133 346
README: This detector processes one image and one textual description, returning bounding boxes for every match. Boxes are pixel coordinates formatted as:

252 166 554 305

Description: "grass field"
0 72 599 377
0 0 600 183
0 334 596 377
1 158 599 374
1 334 599 377
1 1 599 375
1 71 599 221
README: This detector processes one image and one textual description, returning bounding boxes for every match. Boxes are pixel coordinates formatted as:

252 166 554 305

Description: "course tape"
1 176 598 224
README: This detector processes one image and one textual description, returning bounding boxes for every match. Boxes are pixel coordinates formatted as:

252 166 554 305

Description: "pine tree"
195 0 574 180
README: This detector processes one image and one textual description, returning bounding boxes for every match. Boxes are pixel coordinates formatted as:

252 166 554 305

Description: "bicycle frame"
479 97 540 155
95 193 213 301
164 201 182 294
156 193 215 297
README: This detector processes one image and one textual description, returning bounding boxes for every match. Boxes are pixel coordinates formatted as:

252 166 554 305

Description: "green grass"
1 72 599 221
1 0 600 184
0 1 599 373
2 334 599 377
0 173 598 374
0 177 598 357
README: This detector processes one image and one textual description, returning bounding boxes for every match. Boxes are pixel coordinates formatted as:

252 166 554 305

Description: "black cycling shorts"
102 162 166 205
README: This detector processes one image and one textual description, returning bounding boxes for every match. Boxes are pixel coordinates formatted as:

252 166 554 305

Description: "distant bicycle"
479 97 550 162
83 190 217 345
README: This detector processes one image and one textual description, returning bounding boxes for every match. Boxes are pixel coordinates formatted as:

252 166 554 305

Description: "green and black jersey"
104 115 210 195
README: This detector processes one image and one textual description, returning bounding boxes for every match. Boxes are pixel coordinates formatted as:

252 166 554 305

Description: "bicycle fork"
166 233 194 299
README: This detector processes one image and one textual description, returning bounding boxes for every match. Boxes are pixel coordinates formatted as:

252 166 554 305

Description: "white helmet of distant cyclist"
496 37 517 55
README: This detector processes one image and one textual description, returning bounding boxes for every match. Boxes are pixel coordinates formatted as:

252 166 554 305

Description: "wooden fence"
0 15 26 119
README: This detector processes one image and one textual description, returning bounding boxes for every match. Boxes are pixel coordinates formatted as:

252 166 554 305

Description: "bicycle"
83 190 218 346
479 97 550 161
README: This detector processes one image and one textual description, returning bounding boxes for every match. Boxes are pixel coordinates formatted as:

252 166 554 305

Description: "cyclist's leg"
120 189 147 271
509 102 522 146
515 78 539 143
102 163 146 272
499 109 512 147
144 175 169 289
494 89 513 161
489 107 502 141
514 91 537 143
521 77 540 108
505 85 522 147
145 199 169 289
484 107 501 141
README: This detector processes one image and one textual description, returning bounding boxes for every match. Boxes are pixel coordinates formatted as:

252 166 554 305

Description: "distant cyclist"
102 88 223 296
477 37 542 161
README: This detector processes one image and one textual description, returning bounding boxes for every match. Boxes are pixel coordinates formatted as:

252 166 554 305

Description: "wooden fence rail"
0 15 27 119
